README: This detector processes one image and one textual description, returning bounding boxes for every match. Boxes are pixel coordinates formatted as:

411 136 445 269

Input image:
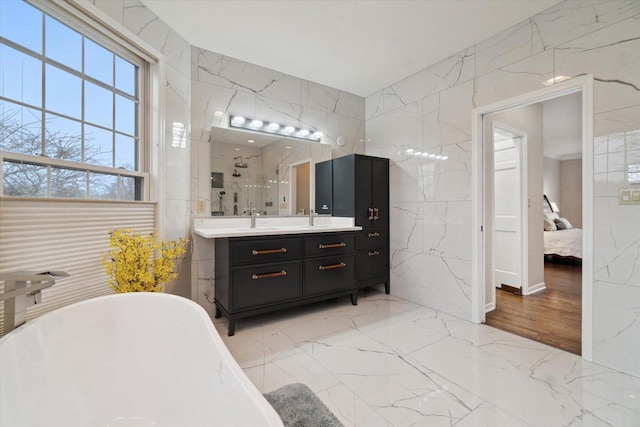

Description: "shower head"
233 156 248 168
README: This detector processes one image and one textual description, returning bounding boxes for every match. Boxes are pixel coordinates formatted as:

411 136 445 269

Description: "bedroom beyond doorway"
472 76 592 358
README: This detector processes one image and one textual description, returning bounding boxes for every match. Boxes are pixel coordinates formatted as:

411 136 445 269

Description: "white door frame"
289 158 313 215
471 75 594 360
490 121 528 308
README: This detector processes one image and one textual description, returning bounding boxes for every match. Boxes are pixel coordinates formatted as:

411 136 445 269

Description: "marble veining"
190 39 365 314
216 290 640 427
88 0 192 296
366 0 640 376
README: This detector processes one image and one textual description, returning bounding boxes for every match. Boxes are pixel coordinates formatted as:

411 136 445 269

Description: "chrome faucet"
309 209 315 226
0 271 69 332
250 208 257 228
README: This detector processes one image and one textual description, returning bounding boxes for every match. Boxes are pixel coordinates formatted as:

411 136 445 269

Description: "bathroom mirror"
210 127 331 216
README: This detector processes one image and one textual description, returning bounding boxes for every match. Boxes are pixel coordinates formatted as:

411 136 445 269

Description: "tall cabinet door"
354 156 373 228
371 158 389 230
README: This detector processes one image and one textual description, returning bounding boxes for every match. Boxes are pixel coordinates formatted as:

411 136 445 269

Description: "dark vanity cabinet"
214 232 357 335
318 154 390 294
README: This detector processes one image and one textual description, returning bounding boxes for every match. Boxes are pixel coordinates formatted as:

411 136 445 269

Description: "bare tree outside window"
0 0 143 201
2 106 137 199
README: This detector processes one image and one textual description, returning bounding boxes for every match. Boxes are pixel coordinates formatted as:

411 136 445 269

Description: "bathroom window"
0 0 149 200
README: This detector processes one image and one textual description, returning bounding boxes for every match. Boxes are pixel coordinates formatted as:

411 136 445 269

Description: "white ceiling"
543 92 583 160
141 0 562 98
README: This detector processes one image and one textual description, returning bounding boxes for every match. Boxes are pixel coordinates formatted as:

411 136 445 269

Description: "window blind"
0 198 155 335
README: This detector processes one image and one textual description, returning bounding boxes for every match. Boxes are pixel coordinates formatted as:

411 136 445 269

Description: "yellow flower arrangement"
103 229 188 293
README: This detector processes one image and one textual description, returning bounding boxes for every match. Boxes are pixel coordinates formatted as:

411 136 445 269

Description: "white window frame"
0 0 162 202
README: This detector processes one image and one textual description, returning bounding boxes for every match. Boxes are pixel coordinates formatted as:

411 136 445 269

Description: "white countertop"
193 216 361 238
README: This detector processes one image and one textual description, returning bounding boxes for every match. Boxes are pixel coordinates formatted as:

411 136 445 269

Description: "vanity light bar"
230 115 322 142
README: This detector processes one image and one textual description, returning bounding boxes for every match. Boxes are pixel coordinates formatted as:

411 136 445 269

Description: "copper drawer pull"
368 232 380 237
252 247 287 255
252 270 287 280
318 242 346 249
318 262 346 271
373 207 379 220
368 250 380 256
368 207 374 220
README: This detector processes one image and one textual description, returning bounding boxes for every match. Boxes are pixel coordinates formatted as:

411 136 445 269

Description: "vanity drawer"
304 255 355 297
304 233 356 258
231 261 301 311
357 229 388 251
357 249 388 281
230 237 302 266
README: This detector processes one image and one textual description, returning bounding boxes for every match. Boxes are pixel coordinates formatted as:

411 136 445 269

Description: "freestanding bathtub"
0 293 283 426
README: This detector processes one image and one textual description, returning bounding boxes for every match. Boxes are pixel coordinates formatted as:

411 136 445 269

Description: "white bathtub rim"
0 292 284 426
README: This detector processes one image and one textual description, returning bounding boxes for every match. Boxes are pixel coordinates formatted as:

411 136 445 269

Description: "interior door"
355 156 373 228
493 129 522 290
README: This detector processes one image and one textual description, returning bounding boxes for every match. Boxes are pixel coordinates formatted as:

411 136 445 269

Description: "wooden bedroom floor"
485 262 582 355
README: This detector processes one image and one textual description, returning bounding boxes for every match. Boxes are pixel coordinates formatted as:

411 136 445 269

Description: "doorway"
290 160 311 215
471 75 594 359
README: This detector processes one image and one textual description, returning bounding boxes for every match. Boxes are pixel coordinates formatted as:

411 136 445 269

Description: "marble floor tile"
243 350 340 395
317 383 392 427
455 402 533 427
531 349 640 415
213 321 302 369
217 290 640 426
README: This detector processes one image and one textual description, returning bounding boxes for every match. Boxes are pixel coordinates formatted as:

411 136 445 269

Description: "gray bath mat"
264 383 343 427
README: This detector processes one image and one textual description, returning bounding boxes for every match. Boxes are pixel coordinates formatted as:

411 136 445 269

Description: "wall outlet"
197 201 206 214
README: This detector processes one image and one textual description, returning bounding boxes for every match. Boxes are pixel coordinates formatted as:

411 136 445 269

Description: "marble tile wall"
190 47 366 315
366 0 640 376
81 0 192 297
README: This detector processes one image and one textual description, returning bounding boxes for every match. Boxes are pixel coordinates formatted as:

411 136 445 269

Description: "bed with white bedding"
544 228 582 259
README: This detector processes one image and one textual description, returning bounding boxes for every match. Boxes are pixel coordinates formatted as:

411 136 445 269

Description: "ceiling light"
542 75 571 86
250 119 263 128
435 155 442 159
285 146 292 149
214 111 225 117
267 122 280 131
429 154 436 158
248 139 255 143
234 148 240 151
422 152 429 157
298 129 310 137
283 126 295 134
312 131 322 139
441 156 448 160
406 148 414 154
414 151 422 156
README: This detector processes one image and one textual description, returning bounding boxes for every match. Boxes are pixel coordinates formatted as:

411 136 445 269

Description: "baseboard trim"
526 281 546 295
485 301 496 313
